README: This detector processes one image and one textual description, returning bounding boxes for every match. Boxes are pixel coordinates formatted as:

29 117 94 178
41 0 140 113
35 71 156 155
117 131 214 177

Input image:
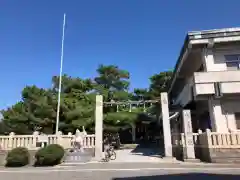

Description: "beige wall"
174 44 240 133
221 99 240 131
208 98 240 132
208 98 228 132
203 46 240 71
202 46 240 132
194 46 240 132
177 46 240 103
193 46 240 96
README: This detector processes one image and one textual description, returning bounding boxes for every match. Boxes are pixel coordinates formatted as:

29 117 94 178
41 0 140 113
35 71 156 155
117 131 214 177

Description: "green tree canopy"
149 71 173 98
1 65 173 134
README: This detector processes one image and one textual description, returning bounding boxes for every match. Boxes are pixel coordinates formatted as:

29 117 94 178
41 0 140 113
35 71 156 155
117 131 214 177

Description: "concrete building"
169 28 240 133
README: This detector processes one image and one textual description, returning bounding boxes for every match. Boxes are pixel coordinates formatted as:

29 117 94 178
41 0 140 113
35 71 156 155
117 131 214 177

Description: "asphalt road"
1 162 240 180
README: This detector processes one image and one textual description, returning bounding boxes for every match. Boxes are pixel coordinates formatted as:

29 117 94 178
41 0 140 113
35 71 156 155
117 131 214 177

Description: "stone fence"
0 132 95 151
172 130 240 163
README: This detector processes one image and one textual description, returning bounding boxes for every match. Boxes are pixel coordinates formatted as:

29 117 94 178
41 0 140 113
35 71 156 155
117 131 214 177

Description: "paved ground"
114 149 164 162
1 162 240 180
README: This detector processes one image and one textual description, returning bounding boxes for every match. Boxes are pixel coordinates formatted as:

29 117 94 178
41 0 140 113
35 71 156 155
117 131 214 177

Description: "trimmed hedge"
5 147 29 167
35 144 64 166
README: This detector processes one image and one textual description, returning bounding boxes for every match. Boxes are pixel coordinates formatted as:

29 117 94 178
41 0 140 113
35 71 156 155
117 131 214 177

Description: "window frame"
224 54 240 70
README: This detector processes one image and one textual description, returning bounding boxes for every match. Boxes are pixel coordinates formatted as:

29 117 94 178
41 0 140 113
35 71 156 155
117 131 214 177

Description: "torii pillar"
160 92 173 158
94 95 103 160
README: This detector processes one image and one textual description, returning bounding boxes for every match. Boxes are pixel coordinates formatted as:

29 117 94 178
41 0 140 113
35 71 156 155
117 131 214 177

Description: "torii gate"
94 92 172 160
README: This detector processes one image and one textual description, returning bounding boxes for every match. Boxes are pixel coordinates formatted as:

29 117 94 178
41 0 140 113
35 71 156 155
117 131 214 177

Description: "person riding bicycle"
72 129 84 152
102 133 117 161
103 135 111 154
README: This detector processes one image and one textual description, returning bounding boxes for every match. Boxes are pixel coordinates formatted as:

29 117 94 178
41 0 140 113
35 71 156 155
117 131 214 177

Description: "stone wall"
174 145 240 163
209 148 240 163
185 146 240 163
171 142 240 164
0 148 95 166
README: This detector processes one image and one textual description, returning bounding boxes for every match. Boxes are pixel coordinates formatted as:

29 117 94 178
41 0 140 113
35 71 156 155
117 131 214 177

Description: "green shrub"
5 147 29 167
35 144 64 166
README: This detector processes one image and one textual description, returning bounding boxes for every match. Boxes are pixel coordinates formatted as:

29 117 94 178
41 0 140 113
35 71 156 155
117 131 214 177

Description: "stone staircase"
63 148 94 164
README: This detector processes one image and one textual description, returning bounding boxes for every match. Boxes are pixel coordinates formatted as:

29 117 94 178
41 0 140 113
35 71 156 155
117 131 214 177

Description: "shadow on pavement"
112 173 240 180
130 143 164 158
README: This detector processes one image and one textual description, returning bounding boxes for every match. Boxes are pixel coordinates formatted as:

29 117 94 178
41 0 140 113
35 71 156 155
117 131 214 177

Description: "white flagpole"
56 13 66 134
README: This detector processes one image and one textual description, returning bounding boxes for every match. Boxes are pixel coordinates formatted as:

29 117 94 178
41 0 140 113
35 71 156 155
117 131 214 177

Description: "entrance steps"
63 149 94 163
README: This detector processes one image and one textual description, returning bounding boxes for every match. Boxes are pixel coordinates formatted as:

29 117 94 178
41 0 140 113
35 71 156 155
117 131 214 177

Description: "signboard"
37 134 48 148
38 134 48 142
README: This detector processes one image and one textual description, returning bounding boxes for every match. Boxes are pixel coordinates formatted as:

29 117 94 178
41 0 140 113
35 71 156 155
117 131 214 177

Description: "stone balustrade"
172 131 240 148
171 133 199 147
171 130 240 163
203 131 240 148
0 132 95 151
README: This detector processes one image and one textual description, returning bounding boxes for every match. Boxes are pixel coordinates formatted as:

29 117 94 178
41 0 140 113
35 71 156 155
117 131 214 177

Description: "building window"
234 112 240 129
225 54 240 70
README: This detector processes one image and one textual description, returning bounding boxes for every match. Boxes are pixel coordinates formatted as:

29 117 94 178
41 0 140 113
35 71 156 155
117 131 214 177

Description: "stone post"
32 131 39 149
198 129 202 134
94 95 103 160
67 132 72 149
161 92 173 158
68 132 72 136
182 109 198 161
205 129 212 149
200 129 212 162
8 132 15 149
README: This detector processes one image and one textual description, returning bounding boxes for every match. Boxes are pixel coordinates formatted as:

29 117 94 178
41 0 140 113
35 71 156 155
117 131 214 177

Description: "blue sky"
0 0 240 109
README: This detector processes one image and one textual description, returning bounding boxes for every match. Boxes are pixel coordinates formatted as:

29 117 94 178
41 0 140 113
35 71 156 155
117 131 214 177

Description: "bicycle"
102 145 116 162
70 140 84 152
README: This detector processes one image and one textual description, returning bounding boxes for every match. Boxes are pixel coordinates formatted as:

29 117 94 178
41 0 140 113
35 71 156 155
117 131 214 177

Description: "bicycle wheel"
104 155 110 162
110 151 116 160
103 151 110 162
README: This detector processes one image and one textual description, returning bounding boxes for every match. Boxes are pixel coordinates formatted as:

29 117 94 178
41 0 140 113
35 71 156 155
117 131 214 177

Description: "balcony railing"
174 71 240 106
194 71 240 83
193 71 240 95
